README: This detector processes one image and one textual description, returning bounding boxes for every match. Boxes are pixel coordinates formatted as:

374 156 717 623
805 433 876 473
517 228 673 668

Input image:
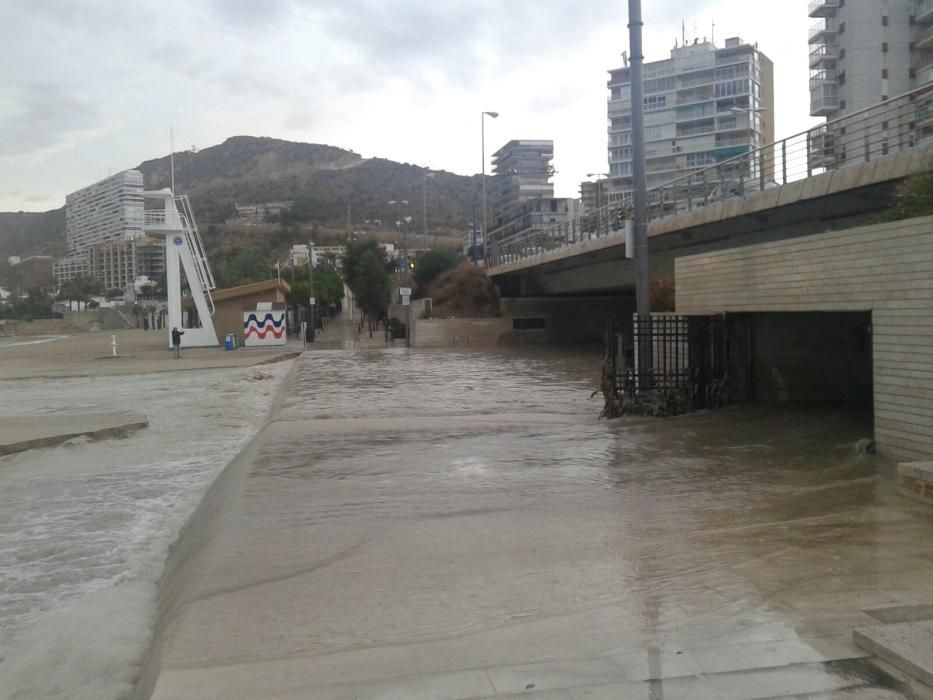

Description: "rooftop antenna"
712 18 716 45
622 50 629 66
682 20 686 46
170 127 175 195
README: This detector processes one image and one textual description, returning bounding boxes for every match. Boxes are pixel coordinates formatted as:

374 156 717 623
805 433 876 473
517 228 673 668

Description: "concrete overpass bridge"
487 85 933 298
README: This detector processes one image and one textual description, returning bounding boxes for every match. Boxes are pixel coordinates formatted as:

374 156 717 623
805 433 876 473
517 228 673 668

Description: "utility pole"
629 0 652 383
307 241 315 342
629 0 649 319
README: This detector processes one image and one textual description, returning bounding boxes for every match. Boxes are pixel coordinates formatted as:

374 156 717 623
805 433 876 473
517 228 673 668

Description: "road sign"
399 287 412 297
309 297 316 306
402 297 411 306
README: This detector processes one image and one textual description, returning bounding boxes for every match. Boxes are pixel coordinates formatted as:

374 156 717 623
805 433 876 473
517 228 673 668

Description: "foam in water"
0 361 291 699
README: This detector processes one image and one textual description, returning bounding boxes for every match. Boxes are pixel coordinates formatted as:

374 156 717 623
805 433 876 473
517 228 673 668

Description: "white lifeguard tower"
142 189 218 347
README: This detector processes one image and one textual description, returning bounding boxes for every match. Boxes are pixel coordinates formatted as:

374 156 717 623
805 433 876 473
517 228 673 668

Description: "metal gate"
605 314 728 414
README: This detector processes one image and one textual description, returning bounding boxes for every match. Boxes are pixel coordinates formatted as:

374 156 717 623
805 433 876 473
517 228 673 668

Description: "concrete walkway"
311 309 394 350
136 350 933 699
0 414 148 456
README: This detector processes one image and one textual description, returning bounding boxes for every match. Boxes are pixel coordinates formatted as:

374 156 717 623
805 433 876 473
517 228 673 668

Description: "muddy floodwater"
144 346 933 699
0 363 292 699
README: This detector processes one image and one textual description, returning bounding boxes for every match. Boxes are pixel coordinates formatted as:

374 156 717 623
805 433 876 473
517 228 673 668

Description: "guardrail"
487 82 933 269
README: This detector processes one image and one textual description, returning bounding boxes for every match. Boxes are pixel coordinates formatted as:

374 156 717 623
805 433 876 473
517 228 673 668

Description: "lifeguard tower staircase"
142 190 218 347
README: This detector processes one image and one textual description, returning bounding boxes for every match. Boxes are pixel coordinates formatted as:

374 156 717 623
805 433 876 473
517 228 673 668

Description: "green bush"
413 250 460 291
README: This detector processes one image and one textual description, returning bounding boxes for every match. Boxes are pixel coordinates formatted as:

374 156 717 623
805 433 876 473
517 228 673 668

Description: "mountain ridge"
0 136 478 261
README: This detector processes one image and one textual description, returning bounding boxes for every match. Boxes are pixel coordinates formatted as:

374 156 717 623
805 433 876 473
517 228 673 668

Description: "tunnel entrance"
728 312 874 409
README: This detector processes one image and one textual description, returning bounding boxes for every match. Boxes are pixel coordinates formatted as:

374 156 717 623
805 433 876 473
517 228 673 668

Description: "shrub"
424 262 500 317
413 250 460 291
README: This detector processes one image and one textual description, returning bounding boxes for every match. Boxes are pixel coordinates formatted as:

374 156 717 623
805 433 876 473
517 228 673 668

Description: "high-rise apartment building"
809 0 933 120
87 237 165 292
487 140 580 242
65 170 144 256
55 170 147 287
606 38 774 204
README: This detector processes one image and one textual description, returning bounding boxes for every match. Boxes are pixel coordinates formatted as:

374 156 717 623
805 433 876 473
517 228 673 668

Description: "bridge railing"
487 82 933 269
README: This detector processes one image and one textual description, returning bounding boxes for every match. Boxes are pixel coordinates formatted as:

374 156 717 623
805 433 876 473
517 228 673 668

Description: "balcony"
810 79 839 117
808 0 838 18
810 43 838 68
919 0 933 25
916 24 933 51
809 21 837 44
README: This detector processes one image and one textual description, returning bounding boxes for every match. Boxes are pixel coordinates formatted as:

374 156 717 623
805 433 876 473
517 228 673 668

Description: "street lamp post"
481 111 499 258
403 216 413 272
628 0 651 384
422 173 436 252
307 241 315 342
388 200 409 272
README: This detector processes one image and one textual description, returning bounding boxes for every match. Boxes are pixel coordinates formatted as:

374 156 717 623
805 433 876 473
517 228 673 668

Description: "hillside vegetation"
1 136 478 264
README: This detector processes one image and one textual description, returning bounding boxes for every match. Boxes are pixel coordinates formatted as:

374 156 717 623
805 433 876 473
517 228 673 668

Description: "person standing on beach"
171 327 184 359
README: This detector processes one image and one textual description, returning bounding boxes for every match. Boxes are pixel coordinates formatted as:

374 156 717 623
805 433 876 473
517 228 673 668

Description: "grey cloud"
212 0 294 28
0 82 104 157
295 0 623 90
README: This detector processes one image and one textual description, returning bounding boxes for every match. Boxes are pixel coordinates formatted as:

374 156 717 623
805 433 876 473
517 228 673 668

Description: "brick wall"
676 215 933 461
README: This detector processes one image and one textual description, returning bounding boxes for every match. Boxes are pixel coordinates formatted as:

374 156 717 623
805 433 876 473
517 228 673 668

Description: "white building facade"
606 38 775 204
65 170 144 256
808 0 922 119
56 170 147 286
487 139 582 242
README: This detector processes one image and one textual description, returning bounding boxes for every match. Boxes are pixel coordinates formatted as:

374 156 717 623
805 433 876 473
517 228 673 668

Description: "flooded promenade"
0 359 293 699
140 328 933 699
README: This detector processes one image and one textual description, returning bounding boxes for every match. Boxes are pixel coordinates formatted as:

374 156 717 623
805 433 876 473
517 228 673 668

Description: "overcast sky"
0 0 817 212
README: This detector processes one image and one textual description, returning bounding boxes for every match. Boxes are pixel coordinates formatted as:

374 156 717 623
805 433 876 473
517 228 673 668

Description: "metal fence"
488 82 933 269
606 314 728 411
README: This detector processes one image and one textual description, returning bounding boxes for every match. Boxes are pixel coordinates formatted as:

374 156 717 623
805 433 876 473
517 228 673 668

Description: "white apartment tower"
809 0 933 120
487 140 581 242
606 38 775 204
55 170 152 287
65 170 145 255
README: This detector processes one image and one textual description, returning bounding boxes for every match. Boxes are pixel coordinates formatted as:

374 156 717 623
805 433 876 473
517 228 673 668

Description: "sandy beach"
0 328 299 380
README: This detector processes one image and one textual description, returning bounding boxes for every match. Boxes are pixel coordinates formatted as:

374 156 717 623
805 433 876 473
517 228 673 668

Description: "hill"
0 209 66 260
0 136 479 262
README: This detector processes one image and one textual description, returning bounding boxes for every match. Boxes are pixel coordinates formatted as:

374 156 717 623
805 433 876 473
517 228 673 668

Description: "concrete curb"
0 415 149 456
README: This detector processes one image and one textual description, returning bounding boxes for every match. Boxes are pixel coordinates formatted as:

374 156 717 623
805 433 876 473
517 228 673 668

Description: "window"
644 76 676 94
882 68 888 78
882 15 888 26
686 152 717 168
714 63 750 81
646 126 664 140
882 42 888 53
718 116 737 130
644 95 667 111
714 79 749 98
513 318 547 331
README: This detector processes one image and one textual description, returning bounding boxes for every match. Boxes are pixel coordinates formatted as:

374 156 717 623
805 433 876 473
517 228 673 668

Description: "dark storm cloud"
0 83 104 157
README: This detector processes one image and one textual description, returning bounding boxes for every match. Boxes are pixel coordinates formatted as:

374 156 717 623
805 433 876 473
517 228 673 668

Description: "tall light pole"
307 241 315 342
422 173 436 252
628 0 649 320
389 200 409 272
481 111 499 255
